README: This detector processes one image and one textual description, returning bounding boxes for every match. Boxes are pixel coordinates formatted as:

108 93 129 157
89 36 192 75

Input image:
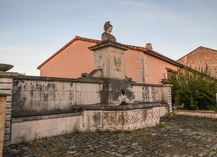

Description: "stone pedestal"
0 94 7 156
89 41 128 79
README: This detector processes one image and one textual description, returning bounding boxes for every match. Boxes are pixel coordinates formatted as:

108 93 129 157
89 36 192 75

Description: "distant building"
177 46 217 78
37 36 184 84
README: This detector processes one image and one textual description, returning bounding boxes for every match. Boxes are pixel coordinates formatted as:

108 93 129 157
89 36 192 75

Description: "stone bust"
101 21 116 42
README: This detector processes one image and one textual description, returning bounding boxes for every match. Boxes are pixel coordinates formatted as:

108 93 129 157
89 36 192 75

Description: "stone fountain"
78 21 167 131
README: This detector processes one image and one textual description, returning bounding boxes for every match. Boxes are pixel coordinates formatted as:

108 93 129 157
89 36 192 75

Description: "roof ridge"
74 35 100 43
75 35 147 51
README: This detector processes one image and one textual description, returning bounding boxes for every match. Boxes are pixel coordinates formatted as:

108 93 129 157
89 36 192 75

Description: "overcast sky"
1 0 217 76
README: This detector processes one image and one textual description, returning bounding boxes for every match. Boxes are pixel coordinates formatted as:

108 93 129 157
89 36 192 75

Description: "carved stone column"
89 41 128 79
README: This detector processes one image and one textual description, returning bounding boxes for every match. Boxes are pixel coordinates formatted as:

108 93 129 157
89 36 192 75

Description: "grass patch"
155 122 166 128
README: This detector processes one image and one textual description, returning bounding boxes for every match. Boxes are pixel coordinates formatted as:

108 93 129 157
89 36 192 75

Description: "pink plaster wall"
39 40 178 84
144 54 178 84
40 40 95 78
124 49 142 82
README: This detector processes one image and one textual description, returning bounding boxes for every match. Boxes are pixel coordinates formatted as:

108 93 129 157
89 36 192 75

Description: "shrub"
170 67 217 110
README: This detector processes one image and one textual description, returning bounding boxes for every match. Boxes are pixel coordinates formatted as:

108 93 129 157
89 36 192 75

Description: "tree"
170 67 217 110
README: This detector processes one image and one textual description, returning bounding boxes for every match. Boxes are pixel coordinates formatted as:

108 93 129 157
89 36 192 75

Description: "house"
177 46 217 78
37 36 184 84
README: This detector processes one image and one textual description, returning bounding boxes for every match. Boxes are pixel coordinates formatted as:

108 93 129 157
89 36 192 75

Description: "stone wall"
174 110 217 119
131 84 162 103
131 83 172 112
12 76 102 117
11 112 82 144
83 106 161 131
100 80 172 107
0 73 172 146
11 104 165 144
12 76 171 115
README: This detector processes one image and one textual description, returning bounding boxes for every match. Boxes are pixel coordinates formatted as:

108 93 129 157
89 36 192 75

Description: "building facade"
37 36 184 84
177 46 217 78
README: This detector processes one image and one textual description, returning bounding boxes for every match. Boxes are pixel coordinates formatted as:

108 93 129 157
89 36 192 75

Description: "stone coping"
131 83 172 87
131 83 164 87
89 41 128 51
0 71 18 78
173 110 217 119
12 112 82 123
174 110 217 114
12 103 165 122
13 75 103 84
12 75 172 87
74 103 163 111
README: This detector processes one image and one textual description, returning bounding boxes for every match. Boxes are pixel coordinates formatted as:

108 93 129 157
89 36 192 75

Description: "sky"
1 0 217 76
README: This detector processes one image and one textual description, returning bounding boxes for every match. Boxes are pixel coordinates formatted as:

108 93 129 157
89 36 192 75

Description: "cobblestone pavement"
4 115 217 157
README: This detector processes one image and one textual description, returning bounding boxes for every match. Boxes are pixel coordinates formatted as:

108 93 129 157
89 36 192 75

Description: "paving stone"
67 150 76 154
3 115 217 157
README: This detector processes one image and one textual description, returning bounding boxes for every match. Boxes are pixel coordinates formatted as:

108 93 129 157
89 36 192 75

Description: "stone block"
0 90 11 95
3 134 10 141
0 78 12 83
0 84 12 90
5 115 11 121
4 128 10 134
5 121 10 128
6 109 11 115
4 140 10 147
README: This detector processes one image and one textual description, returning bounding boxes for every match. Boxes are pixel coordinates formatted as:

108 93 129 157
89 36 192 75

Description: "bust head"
104 21 113 34
102 21 116 42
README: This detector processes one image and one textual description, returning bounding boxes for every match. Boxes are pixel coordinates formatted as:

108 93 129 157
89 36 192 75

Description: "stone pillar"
0 72 18 146
161 84 173 113
0 94 7 156
89 41 128 79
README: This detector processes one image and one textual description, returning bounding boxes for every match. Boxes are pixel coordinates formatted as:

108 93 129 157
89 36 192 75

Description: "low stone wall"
131 83 172 112
157 106 168 117
11 104 166 144
11 112 82 144
173 110 217 118
83 105 161 131
131 85 162 103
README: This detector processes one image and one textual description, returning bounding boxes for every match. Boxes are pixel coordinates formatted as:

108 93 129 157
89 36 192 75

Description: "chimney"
145 43 153 50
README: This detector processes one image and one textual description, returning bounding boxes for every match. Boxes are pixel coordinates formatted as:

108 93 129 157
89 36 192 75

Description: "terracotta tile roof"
75 36 148 52
37 35 183 69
